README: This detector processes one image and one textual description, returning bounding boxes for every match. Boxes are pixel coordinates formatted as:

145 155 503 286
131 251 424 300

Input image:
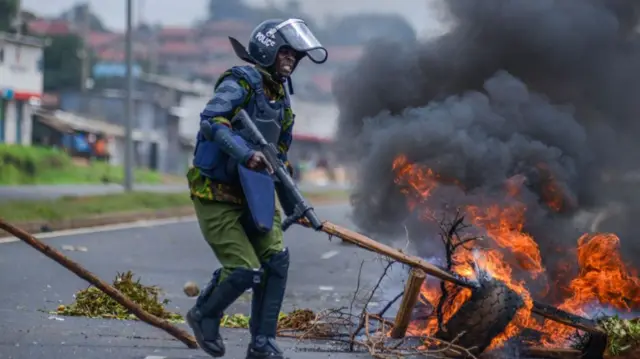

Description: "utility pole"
15 0 22 35
79 3 91 94
124 0 134 191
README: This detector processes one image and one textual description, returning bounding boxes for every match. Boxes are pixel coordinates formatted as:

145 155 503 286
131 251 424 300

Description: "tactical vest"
194 65 290 184
229 66 290 147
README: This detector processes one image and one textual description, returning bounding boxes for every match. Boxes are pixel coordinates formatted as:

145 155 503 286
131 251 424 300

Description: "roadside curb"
5 207 196 236
2 198 348 236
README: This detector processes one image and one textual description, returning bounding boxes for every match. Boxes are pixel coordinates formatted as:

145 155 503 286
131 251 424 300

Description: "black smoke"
332 0 640 276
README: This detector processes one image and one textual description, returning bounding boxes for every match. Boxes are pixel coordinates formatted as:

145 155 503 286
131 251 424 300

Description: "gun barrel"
306 209 323 230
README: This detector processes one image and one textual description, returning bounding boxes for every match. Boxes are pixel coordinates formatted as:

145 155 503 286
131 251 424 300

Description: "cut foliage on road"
0 191 192 223
54 271 183 322
0 144 179 185
51 270 322 333
220 309 317 332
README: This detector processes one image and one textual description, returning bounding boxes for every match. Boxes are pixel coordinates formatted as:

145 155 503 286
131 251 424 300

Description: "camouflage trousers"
192 197 284 282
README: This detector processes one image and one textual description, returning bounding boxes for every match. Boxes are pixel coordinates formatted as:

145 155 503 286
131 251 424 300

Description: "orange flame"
391 154 640 349
540 233 640 345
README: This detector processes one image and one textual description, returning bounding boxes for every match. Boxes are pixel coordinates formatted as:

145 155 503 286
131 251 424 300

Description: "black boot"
187 268 261 358
247 249 290 359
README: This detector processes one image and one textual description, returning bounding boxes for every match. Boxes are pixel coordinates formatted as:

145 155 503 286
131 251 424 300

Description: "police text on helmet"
255 32 276 47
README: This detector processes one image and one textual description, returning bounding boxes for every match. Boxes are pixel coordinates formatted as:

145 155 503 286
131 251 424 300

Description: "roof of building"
34 109 163 142
87 32 121 49
27 19 72 36
200 36 233 54
159 27 194 38
159 41 200 56
34 109 123 137
0 32 47 48
139 73 210 96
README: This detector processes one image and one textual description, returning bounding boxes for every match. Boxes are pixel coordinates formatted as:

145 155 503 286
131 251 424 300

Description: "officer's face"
275 47 297 77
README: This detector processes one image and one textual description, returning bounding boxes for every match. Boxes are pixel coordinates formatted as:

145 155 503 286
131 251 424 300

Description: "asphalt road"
0 183 350 202
0 204 407 359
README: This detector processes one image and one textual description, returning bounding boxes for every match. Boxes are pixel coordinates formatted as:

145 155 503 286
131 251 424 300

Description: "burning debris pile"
331 0 640 356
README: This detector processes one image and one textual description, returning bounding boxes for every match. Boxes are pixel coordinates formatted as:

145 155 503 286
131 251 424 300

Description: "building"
0 32 46 144
32 108 168 166
55 72 204 174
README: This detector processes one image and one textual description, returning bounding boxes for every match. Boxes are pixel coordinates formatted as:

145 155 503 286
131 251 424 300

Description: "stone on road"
0 204 397 359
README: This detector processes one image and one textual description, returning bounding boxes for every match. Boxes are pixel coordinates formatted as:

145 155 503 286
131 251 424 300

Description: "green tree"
43 34 84 91
0 0 27 33
59 3 110 33
0 0 18 31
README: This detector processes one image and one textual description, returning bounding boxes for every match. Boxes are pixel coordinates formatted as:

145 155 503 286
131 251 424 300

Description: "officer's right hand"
246 151 274 174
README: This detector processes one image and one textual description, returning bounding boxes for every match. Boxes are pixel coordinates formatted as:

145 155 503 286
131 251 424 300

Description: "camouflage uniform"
186 67 294 281
185 17 327 359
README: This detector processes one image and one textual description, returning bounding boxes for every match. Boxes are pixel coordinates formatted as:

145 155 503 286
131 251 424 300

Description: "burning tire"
436 279 524 355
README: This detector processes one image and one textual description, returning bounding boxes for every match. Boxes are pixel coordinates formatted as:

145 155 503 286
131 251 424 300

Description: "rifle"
231 109 323 231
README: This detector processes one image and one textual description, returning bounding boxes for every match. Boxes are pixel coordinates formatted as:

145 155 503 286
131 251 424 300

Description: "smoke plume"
332 0 640 267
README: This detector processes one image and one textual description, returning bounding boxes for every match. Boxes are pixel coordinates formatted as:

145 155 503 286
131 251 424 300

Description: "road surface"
0 183 350 202
0 204 406 359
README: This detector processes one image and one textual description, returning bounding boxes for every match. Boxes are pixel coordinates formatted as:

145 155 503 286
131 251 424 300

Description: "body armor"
193 65 289 185
230 66 289 149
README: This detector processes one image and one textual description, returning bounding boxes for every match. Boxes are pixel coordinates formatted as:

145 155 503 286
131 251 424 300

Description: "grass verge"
0 192 192 223
0 190 349 223
0 144 174 185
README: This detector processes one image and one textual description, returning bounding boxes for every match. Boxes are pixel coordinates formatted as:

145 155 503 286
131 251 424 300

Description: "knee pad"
263 248 290 279
196 268 223 308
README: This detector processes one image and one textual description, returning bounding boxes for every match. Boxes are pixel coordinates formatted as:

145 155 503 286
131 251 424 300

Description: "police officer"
185 18 328 359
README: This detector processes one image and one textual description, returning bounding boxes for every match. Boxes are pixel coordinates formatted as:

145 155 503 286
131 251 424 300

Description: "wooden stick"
0 218 198 349
303 220 607 335
531 301 606 335
390 268 426 338
301 219 475 288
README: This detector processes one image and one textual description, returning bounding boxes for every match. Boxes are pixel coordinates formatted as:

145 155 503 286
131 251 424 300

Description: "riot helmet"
228 18 328 76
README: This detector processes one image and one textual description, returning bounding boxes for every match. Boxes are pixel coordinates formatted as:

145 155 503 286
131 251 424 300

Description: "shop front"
0 88 41 145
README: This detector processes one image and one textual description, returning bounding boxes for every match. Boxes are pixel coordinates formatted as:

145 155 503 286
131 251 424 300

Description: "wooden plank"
390 268 426 338
0 218 198 349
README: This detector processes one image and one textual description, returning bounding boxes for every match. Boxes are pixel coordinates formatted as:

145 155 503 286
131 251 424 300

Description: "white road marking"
0 216 197 244
143 356 167 359
0 202 347 245
320 250 339 259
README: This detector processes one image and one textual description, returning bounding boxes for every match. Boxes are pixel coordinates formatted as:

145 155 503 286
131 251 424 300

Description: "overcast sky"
21 0 449 37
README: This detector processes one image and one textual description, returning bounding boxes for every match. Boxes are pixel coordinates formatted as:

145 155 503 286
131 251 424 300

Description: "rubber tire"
435 279 524 355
